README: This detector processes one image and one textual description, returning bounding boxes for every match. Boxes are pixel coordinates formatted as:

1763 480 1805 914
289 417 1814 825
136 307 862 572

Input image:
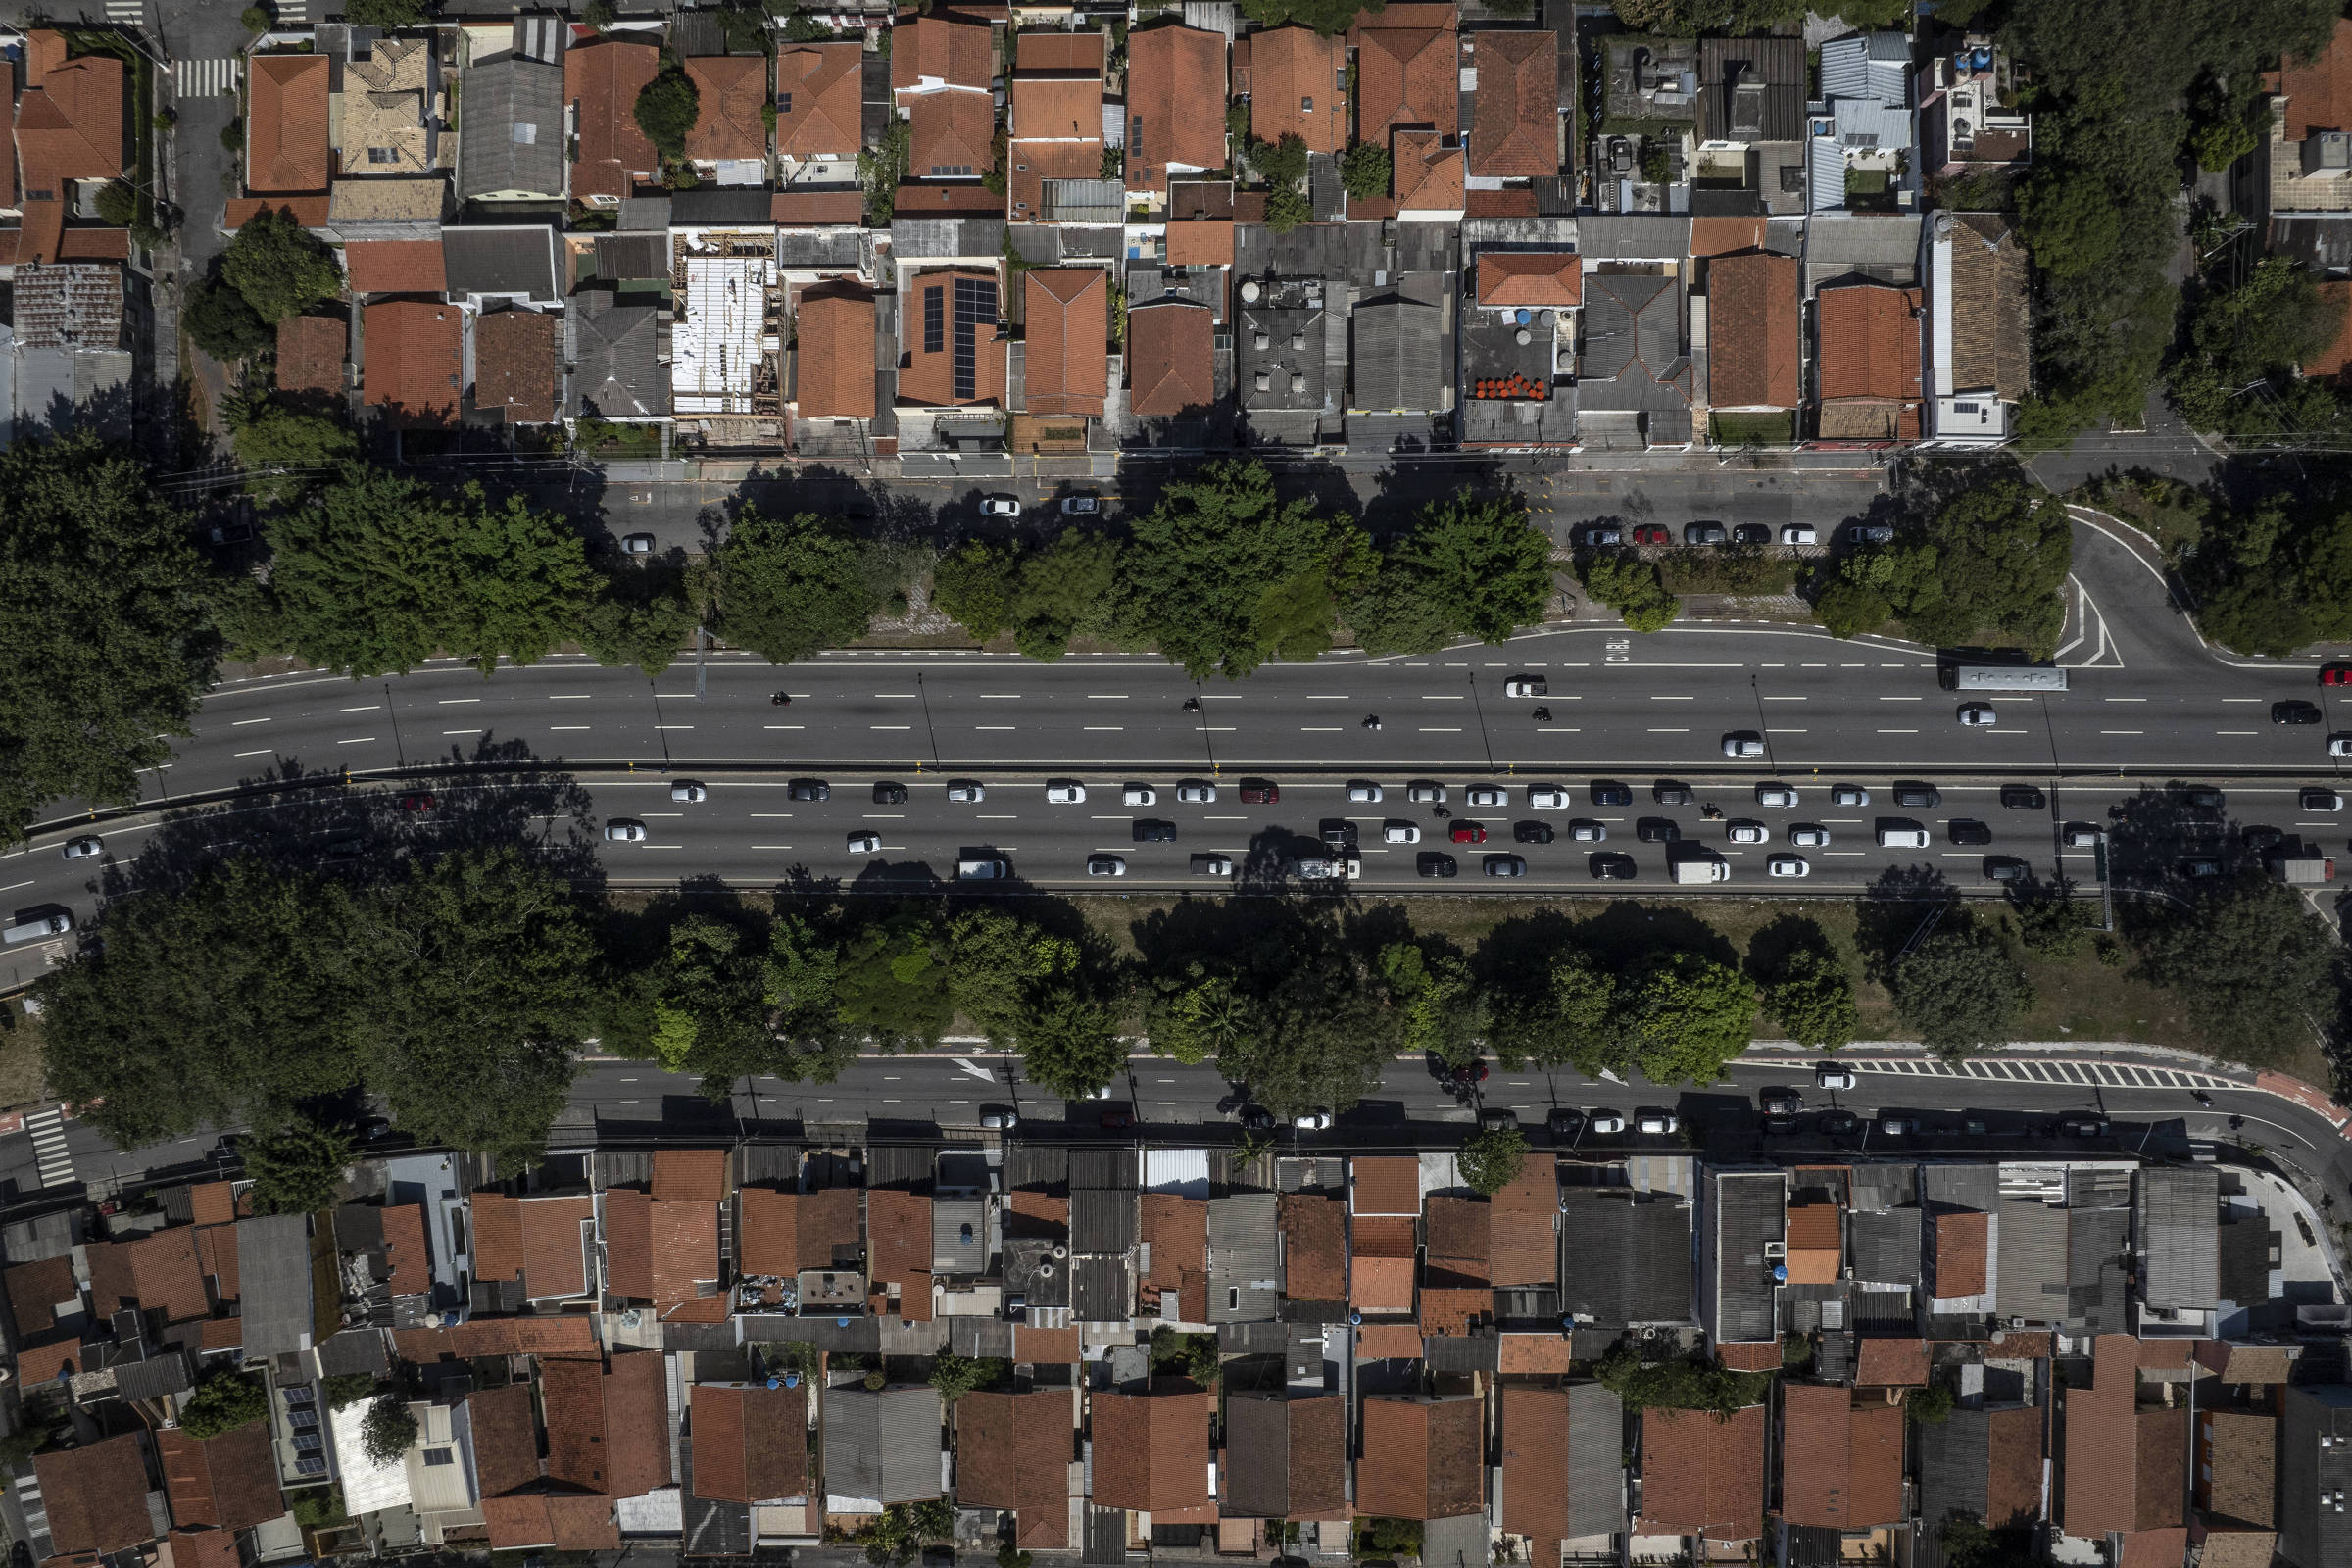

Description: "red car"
1449 822 1488 844
1099 1109 1135 1130
399 792 435 812
2323 663 2352 686
1239 781 1281 805
1632 523 1671 546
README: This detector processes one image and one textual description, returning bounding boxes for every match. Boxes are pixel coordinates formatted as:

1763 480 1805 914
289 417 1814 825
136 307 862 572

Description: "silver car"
1407 781 1447 804
848 831 882 854
60 836 103 859
1754 783 1798 808
670 781 707 803
1466 784 1508 808
948 780 987 803
1176 780 1217 803
604 820 647 842
1569 819 1607 843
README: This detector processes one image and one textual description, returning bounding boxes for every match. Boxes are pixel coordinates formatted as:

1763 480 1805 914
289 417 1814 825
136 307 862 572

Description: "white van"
1876 821 1931 849
956 858 1008 879
2 912 72 945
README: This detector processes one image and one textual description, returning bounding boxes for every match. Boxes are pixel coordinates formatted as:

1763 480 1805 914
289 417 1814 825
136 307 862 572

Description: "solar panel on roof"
953 276 996 400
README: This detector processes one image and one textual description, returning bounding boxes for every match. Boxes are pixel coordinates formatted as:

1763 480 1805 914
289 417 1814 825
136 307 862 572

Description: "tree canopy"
1578 554 1678 633
220 208 343 325
183 275 274 363
240 1115 355 1214
0 433 217 843
2132 883 2341 1064
180 1373 270 1438
1340 140 1391 200
2169 255 2347 438
1819 478 2071 655
1891 923 2034 1060
714 507 887 664
227 398 359 503
634 68 703 162
1457 1123 1527 1197
1763 947 1858 1052
1348 492 1554 656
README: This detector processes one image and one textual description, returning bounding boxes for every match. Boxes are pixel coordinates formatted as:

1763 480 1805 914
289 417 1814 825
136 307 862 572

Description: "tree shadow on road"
1852 863 1962 985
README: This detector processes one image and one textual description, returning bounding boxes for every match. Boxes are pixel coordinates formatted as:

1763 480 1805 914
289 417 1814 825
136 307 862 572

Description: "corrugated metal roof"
1207 1194 1280 1324
1995 1200 2068 1322
458 56 564 198
237 1215 313 1358
1709 1170 1784 1343
596 232 669 281
1351 289 1444 412
2069 1205 2130 1333
1559 1190 1690 1325
2137 1166 2219 1311
444 225 560 301
825 1386 942 1503
1072 1254 1130 1322
1849 1207 1920 1288
1071 1190 1136 1255
1144 1151 1210 1197
1566 1382 1624 1537
1818 32 1908 108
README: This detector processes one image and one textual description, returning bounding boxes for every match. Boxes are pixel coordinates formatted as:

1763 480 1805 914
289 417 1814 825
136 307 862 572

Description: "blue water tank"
1773 1264 1788 1282
768 1377 782 1390
785 1372 800 1389
1515 308 1532 326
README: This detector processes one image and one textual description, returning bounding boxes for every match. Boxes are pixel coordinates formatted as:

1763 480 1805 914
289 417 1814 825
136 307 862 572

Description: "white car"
1122 784 1157 806
1294 1110 1333 1130
1722 732 1766 758
1788 824 1830 848
1588 1111 1627 1135
1832 784 1870 806
848 831 882 854
1466 784 1508 808
621 532 656 555
1176 780 1217 803
1190 854 1234 875
948 780 986 803
1958 703 1997 726
1637 1111 1680 1135
603 820 647 842
1767 855 1810 878
2062 823 2103 848
1087 855 1127 876
1755 783 1798 808
1529 784 1568 809
670 781 707 803
2331 735 2352 758
1407 781 1446 804
1781 525 1818 546
1569 819 1607 842
1348 781 1384 803
1046 780 1088 804
1816 1063 1856 1091
980 495 1023 518
1503 676 1547 698
60 836 103 859
1384 822 1422 844
1727 819 1769 844
1060 494 1101 515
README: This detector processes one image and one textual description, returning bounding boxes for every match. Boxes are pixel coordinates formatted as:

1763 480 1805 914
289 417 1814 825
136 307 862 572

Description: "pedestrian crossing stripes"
103 0 142 22
23 1107 74 1189
275 0 309 19
172 58 239 97
1839 1056 2234 1092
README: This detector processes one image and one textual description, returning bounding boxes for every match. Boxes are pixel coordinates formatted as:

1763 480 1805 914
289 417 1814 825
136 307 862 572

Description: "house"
1810 33 1914 215
794 279 880 429
1781 1383 1904 1530
470 1190 596 1307
1695 37 1803 151
600 1152 727 1315
1207 1193 1281 1323
458 55 565 202
566 37 662 204
361 299 464 428
543 1350 672 1500
1278 1192 1346 1305
2197 1406 2277 1531
893 13 994 188
345 238 446 296
776 43 865 172
2060 1335 2185 1551
685 55 773 175
1006 31 1108 224
1576 270 1692 448
1919 1404 2043 1543
1498 1384 1623 1556
237 1212 314 1357
1223 1393 1347 1520
16 31 127 265
1358 1396 1484 1520
737 1183 864 1281
339 35 436 178
2279 1384 2352 1568
1393 127 1465 219
1236 280 1329 445
1021 267 1108 418
1815 281 1923 441
867 1188 935 1320
31 1433 157 1558
2271 18 2352 215
1126 24 1226 198
1092 1387 1216 1517
1918 35 2032 177
1704 249 1799 440
1351 275 1446 416
1352 5 1459 144
1467 30 1558 180
673 247 782 423
1698 1169 1783 1365
568 290 667 423
955 1389 1077 1546
1638 1404 1766 1543
1124 296 1216 432
1926 212 2030 444
829 1385 945 1505
159 1423 286 1532
1996 1186 2131 1334
1248 26 1347 158
444 225 562 306
2137 1166 2221 1328
1557 1187 1690 1326
246 54 331 197
689 1382 808 1504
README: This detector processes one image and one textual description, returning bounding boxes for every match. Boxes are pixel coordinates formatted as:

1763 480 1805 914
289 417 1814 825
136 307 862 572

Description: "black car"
1320 819 1358 847
1816 1109 1863 1137
1684 521 1728 545
1892 782 1942 808
1948 819 1993 846
1984 856 2030 882
2184 785 2227 811
1759 1087 1802 1115
1133 819 1178 842
788 778 831 802
1635 817 1682 843
1761 1112 1800 1135
874 781 909 805
2055 1113 2110 1138
1546 1107 1587 1140
1653 780 1693 806
1417 852 1460 878
2274 700 2324 725
1590 853 1639 880
1591 781 1635 807
1999 784 2047 810
1238 1103 1277 1131
1732 523 1772 546
2242 824 2285 851
1484 854 1530 877
1514 820 1555 844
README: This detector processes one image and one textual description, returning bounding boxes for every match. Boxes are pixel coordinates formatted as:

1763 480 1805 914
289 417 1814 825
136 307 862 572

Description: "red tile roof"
6 1257 75 1336
796 280 878 420
1488 1159 1557 1287
1706 250 1800 410
1004 1189 1069 1242
2064 1335 2187 1537
686 56 772 163
1024 268 1107 416
188 1183 237 1228
1005 129 1101 224
1163 220 1236 267
1355 1321 1425 1359
1465 186 1538 216
1249 27 1347 156
128 1229 209 1324
17 1338 79 1385
35 1434 154 1556
542 1357 608 1493
739 1185 863 1274
1500 1386 1570 1547
1016 1324 1081 1363
84 1240 135 1316
1640 1405 1765 1541
1853 1338 1929 1387
604 1188 721 1304
1358 1396 1484 1520
484 1495 622 1551
892 14 993 97
1352 1253 1415 1314
1816 282 1923 440
1718 1339 1783 1372
1091 1389 1212 1514
544 1352 671 1498
1352 1156 1420 1216
777 44 865 162
956 1390 1073 1547
1392 128 1462 212
1932 1210 1989 1298
275 316 345 398
467 1384 542 1498
363 300 463 427
867 1189 933 1292
1007 30 1105 222
1141 1193 1209 1322
2281 18 2352 141
169 1529 240 1568
18 32 125 266
1350 6 1458 141
159 1423 279 1532
1424 1195 1489 1286
1782 1385 1903 1528
345 239 446 296
1786 1202 1841 1285
1690 215 1767 257
776 188 869 224
907 91 996 181
1497 1334 1577 1374
691 1383 807 1504
901 268 1006 407
473 310 559 425
1127 300 1215 418
1467 30 1555 177
655 1151 729 1203
1418 1286 1488 1337
566 37 662 203
247 55 331 193
1986 1403 2044 1528
1126 24 1227 191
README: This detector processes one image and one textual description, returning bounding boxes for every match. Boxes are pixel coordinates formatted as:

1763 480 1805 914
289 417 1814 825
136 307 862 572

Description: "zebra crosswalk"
1839 1056 2237 1092
172 58 239 98
102 0 143 24
22 1107 74 1190
275 0 310 19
